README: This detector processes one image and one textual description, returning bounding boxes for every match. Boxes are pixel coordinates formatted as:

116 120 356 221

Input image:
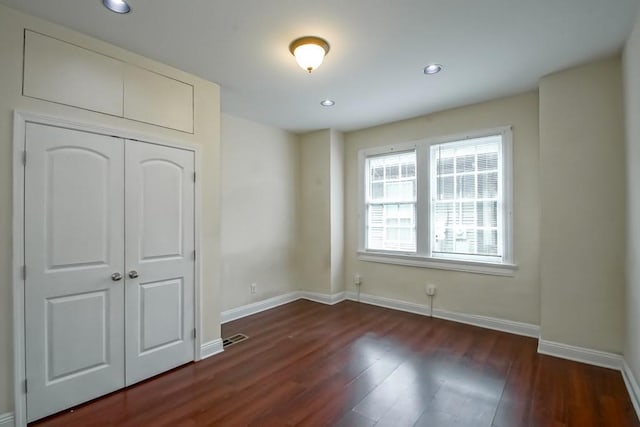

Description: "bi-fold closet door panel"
24 123 195 422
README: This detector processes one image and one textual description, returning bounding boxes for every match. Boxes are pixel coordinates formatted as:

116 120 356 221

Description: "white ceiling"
0 0 637 132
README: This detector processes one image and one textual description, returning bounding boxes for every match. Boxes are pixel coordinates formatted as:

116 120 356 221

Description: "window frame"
364 149 418 254
357 126 516 276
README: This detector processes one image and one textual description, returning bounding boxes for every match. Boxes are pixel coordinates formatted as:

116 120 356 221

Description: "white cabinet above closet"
22 30 194 133
23 30 124 116
124 65 194 133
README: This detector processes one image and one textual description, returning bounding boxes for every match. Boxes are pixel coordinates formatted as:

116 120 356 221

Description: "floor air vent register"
222 333 249 348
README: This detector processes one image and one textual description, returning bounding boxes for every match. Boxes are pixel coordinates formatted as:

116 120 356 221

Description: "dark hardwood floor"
32 300 639 426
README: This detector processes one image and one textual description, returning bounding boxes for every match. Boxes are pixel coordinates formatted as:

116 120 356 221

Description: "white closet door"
124 140 195 385
24 123 125 422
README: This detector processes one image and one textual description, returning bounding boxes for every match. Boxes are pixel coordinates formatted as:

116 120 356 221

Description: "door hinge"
22 265 26 280
22 150 26 166
193 172 196 183
192 328 197 339
24 379 28 394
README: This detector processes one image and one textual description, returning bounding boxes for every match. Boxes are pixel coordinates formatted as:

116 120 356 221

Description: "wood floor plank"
30 300 640 427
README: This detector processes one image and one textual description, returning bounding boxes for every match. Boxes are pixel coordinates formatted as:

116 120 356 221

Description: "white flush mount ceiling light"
103 0 131 14
424 64 443 75
320 99 335 107
289 36 330 73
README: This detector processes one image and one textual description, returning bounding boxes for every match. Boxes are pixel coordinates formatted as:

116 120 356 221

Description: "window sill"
357 251 518 276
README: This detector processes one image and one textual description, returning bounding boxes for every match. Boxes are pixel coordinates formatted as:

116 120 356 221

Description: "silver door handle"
111 272 123 281
128 270 139 279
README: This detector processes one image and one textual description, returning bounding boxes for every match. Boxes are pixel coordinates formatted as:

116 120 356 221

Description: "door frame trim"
12 110 203 426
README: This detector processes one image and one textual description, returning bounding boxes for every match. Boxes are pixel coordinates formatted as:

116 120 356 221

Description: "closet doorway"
17 118 198 422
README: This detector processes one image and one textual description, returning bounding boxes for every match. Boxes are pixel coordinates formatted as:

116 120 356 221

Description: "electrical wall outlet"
354 274 362 286
250 283 257 294
426 284 437 296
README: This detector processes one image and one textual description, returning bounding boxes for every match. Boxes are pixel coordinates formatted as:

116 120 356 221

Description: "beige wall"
299 130 332 293
220 114 299 310
0 4 221 414
624 9 640 382
330 130 345 294
298 129 346 295
539 57 625 353
344 92 541 324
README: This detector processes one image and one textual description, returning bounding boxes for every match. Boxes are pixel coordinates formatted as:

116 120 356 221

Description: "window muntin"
365 151 417 252
360 128 512 268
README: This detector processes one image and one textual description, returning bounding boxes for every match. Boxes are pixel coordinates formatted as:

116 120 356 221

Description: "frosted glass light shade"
293 44 326 72
289 37 330 73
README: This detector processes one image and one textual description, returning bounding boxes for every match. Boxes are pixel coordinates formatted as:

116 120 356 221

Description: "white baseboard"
622 359 640 419
537 339 622 370
346 291 427 316
344 291 540 338
221 290 539 339
220 291 349 324
200 338 224 360
0 413 14 427
221 292 302 324
433 307 540 338
300 291 346 305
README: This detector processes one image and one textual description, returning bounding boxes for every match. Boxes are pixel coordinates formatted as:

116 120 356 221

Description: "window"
358 127 514 275
365 151 416 252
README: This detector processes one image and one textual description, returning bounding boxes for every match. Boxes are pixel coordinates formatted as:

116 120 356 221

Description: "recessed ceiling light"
320 99 335 107
424 64 443 75
103 0 131 14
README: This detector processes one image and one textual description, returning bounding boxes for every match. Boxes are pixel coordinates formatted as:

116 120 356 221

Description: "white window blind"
430 135 503 262
365 150 417 252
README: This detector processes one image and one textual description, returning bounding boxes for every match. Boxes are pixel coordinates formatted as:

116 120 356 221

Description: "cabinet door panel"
23 30 124 116
124 65 194 133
